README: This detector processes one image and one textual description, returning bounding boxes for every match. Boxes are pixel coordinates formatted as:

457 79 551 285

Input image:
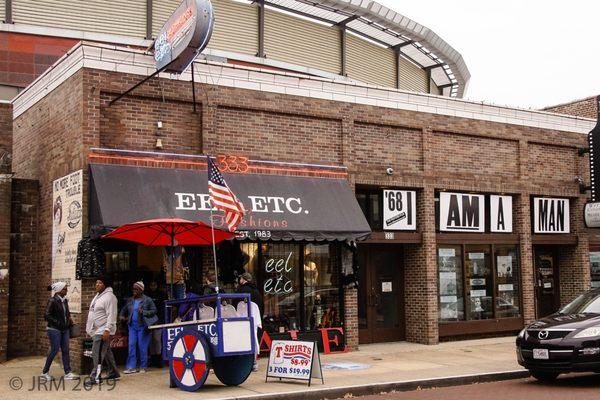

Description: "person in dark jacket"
119 281 158 374
236 272 263 315
42 281 78 381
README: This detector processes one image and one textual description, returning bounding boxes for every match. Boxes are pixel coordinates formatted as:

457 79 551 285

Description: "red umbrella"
103 218 235 298
102 218 234 246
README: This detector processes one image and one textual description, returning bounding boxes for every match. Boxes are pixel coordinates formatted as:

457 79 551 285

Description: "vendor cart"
152 292 257 392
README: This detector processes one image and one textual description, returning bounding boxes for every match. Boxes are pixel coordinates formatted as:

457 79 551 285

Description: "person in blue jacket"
119 281 158 374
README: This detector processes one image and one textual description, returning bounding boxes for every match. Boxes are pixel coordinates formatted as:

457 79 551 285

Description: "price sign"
266 340 323 386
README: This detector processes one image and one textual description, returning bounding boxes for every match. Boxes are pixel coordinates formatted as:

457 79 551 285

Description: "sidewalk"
0 336 527 399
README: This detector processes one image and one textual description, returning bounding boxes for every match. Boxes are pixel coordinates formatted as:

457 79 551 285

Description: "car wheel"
530 370 559 382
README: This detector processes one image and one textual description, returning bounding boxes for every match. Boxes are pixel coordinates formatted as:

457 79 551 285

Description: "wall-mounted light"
155 138 163 149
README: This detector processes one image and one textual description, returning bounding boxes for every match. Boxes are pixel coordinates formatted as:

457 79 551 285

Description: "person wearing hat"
86 275 120 382
236 272 263 372
41 281 78 381
119 281 158 374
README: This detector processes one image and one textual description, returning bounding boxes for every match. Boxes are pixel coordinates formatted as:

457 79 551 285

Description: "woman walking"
42 281 78 381
120 281 158 374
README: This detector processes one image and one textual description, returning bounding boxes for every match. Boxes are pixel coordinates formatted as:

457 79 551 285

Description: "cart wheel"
212 354 254 386
169 329 210 392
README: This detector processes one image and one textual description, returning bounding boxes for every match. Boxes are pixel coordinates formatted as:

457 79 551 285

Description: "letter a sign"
490 195 512 233
440 192 484 232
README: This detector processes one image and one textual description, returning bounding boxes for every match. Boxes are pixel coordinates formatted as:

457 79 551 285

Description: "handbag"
69 324 81 339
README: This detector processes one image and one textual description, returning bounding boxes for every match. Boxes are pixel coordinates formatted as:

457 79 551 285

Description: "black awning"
89 163 371 241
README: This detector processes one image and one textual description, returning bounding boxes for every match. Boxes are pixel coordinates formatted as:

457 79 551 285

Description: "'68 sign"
383 190 416 231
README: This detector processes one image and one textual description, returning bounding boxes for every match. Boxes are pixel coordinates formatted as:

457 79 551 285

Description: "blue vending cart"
152 293 257 392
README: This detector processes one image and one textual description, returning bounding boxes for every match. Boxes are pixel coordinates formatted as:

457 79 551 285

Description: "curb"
222 370 531 400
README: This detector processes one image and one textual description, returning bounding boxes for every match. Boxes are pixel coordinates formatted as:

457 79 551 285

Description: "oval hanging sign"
584 202 600 228
154 0 215 74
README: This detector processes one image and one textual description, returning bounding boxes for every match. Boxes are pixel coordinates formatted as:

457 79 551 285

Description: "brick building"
0 40 596 372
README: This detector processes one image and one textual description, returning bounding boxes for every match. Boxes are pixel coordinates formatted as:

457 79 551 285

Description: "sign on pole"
584 96 600 228
266 340 324 386
154 0 215 73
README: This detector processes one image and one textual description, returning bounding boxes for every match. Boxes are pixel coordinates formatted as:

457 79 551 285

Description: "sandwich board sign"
266 340 324 386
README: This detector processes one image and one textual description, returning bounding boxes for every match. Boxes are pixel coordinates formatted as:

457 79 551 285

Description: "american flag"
207 156 246 232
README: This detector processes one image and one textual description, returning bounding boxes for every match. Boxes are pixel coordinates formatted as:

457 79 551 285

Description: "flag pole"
208 155 220 294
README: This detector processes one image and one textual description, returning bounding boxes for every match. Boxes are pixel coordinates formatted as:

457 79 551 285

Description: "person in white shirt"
86 275 120 382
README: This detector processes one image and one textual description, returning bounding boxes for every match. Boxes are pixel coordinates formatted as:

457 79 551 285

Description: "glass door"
358 245 404 343
534 246 560 318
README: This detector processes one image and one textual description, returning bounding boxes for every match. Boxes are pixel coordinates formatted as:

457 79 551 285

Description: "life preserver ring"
169 329 210 391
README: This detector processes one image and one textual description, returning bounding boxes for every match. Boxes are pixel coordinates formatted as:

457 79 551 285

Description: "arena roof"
261 0 471 97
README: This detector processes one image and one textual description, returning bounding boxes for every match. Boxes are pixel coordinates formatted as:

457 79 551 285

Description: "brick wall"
8 179 39 357
0 178 10 361
543 96 598 119
9 66 591 361
0 103 11 361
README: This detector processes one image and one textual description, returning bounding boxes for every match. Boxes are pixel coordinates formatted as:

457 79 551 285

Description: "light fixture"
155 138 163 149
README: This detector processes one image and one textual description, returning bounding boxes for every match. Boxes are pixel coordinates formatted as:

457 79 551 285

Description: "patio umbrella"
103 218 235 298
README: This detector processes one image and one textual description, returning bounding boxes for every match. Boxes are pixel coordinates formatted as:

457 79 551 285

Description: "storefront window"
356 190 382 230
465 245 493 320
438 244 521 322
495 245 521 318
304 244 340 330
591 252 600 289
438 245 464 321
261 243 301 332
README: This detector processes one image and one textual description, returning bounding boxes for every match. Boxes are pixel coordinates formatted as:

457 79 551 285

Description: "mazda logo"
538 330 549 340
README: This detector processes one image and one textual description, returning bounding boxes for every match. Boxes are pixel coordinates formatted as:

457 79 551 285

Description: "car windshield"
559 290 600 314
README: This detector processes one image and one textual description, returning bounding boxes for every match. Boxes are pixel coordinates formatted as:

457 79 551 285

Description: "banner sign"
154 0 214 73
584 202 600 228
587 96 600 202
383 190 416 231
52 170 83 313
533 197 570 233
439 192 485 232
266 340 323 386
490 195 513 233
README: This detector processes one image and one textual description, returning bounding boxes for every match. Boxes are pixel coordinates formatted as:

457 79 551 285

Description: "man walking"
86 275 120 383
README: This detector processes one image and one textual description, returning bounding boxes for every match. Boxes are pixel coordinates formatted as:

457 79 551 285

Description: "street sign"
154 0 214 73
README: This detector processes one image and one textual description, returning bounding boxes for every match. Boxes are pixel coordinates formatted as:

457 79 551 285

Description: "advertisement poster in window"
439 272 457 295
52 170 83 313
497 256 513 278
382 190 416 231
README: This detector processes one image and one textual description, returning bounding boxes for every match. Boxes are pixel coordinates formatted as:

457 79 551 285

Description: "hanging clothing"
76 237 106 279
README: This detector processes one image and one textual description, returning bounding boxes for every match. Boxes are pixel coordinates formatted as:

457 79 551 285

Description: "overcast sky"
377 0 598 110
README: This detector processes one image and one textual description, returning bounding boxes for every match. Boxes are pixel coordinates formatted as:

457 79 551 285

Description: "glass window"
465 245 493 320
591 252 600 288
303 244 340 330
355 190 382 230
495 245 521 318
261 243 301 332
438 245 464 321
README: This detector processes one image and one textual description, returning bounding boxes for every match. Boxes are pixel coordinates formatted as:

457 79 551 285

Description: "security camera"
386 167 394 176
575 176 584 184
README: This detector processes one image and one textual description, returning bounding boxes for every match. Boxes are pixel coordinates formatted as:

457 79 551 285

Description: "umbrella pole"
209 208 220 293
170 224 175 300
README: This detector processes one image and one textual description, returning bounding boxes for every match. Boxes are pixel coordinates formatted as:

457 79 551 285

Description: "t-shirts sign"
440 192 484 232
490 195 513 233
266 340 323 386
533 197 570 233
383 190 416 231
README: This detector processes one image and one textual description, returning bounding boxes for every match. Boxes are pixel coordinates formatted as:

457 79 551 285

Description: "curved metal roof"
263 0 470 97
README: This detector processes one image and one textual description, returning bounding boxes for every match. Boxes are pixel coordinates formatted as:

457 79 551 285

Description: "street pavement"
349 373 600 400
0 336 524 400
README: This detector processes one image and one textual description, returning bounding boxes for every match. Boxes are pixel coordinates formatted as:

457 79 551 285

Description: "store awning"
89 163 371 241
